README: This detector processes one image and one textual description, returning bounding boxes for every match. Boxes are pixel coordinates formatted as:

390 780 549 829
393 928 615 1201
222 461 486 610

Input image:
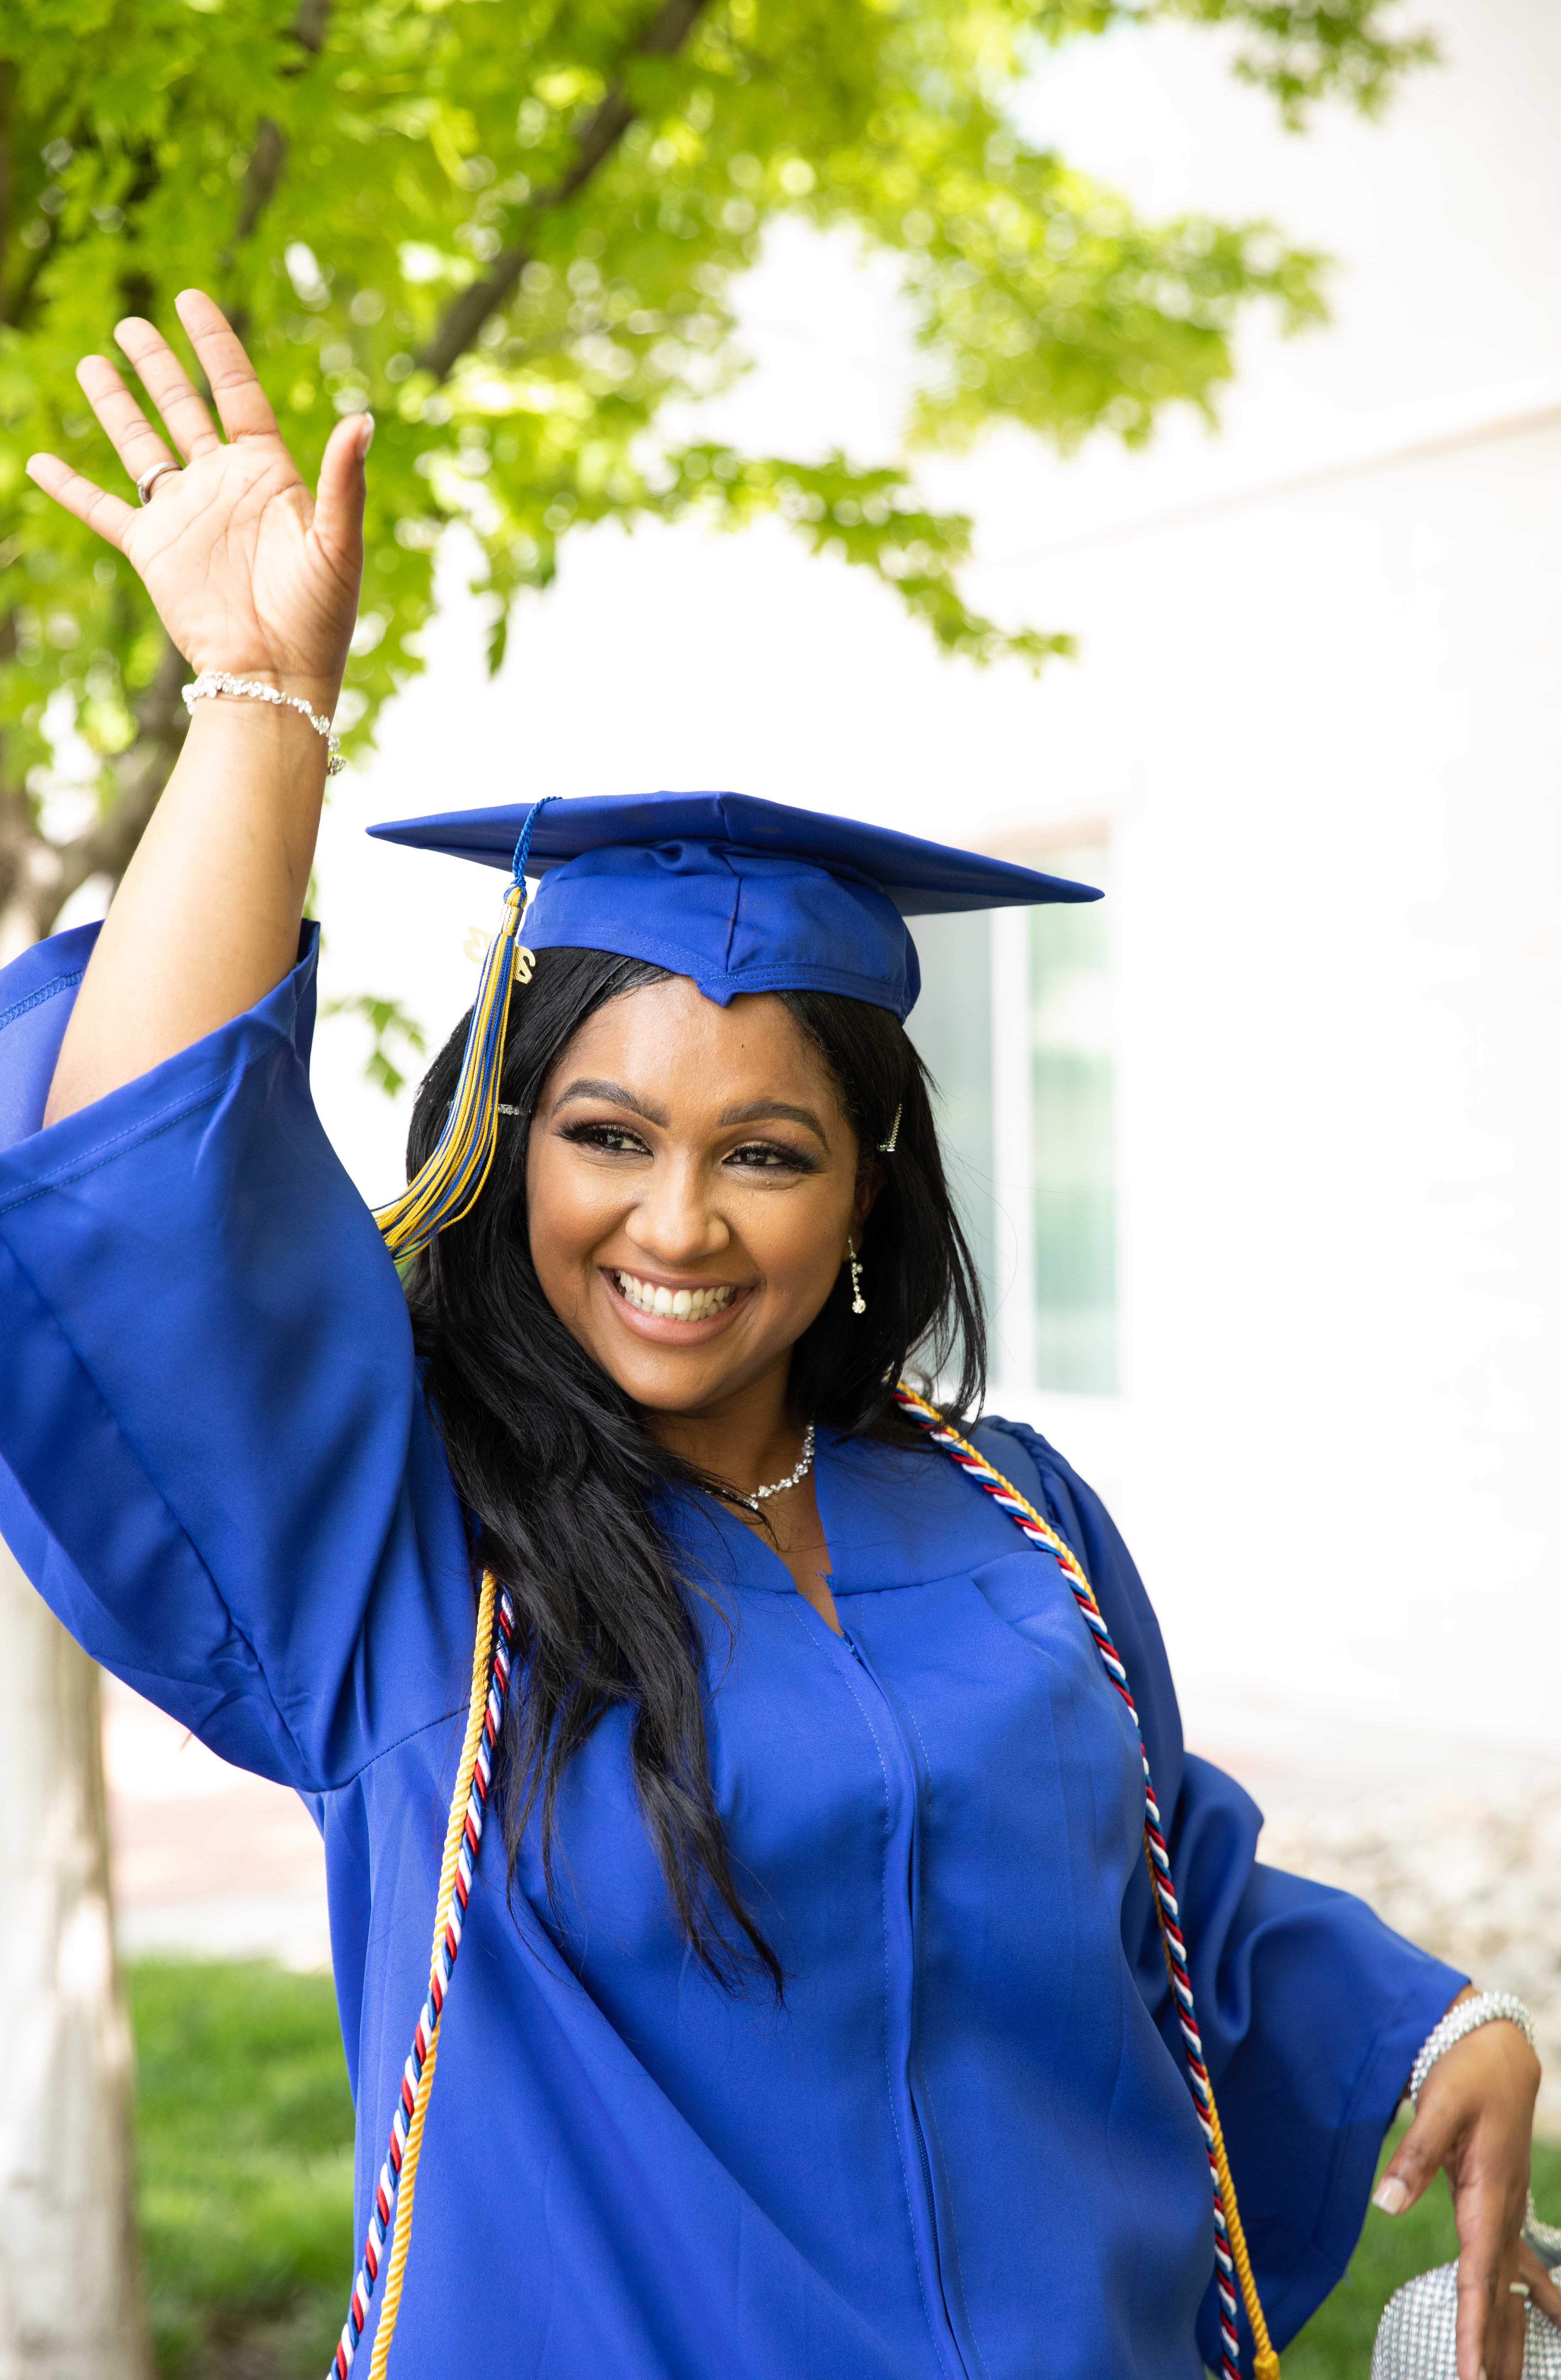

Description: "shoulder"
973 1413 1157 1642
971 1415 1106 1554
975 1412 1185 1777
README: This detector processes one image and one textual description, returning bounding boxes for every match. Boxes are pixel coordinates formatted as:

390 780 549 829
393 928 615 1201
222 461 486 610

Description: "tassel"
373 798 553 1262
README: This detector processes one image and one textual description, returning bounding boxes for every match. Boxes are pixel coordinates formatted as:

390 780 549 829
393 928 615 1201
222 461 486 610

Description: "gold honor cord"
366 1568 500 2379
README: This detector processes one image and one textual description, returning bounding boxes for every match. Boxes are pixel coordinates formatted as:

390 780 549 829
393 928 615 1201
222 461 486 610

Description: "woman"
1 291 1549 2380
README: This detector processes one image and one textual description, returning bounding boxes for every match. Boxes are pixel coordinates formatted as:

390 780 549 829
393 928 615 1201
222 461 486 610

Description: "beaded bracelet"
182 669 343 775
1408 1990 1535 2107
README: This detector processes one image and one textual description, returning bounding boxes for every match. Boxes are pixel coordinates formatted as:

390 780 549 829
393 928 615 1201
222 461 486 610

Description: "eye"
724 1139 820 1175
559 1119 651 1156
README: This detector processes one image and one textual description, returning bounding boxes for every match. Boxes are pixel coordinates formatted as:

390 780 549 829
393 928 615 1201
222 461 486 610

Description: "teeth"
613 1271 735 1321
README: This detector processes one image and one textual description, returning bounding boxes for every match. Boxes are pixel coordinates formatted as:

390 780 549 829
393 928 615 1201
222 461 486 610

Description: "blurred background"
2 0 1557 2371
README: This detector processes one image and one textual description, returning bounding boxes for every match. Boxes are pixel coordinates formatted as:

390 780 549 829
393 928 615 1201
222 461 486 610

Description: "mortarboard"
368 791 1100 1260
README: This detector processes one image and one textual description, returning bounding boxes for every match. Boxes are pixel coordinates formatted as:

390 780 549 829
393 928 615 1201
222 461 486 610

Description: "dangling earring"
847 1237 866 1316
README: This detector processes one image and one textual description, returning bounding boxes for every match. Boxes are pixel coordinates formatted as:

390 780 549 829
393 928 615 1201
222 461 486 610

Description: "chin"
604 1347 739 1411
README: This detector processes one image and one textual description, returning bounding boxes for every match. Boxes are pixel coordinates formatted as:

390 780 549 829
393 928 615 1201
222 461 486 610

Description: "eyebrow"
717 1099 830 1147
552 1081 832 1149
552 1077 671 1127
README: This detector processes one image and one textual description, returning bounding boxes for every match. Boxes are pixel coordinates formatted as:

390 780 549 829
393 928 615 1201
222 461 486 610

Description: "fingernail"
359 413 375 456
1373 2177 1410 2215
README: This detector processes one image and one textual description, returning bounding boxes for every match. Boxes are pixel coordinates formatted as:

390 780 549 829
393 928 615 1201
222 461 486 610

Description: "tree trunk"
0 1538 152 2380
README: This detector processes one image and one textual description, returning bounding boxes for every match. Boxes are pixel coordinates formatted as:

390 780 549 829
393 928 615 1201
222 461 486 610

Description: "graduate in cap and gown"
1 295 1550 2380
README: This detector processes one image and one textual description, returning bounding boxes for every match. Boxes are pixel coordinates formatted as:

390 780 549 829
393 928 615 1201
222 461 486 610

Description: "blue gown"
0 924 1461 2380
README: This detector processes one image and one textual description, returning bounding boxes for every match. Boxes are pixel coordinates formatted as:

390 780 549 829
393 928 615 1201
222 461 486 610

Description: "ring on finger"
136 459 182 505
1512 2279 1532 2299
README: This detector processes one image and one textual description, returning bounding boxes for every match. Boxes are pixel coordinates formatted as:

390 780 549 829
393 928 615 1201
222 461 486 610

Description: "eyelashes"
559 1121 648 1156
556 1120 821 1175
725 1142 822 1175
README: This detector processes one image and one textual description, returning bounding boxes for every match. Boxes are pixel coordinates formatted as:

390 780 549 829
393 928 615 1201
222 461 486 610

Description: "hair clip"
877 1104 901 1155
497 1103 520 1116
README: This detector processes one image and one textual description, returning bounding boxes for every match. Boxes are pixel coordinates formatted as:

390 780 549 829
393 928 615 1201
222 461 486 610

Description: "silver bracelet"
1408 1990 1535 2107
182 670 343 775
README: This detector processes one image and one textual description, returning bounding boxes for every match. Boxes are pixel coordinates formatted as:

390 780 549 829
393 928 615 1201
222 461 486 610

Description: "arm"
27 288 367 1123
3 295 475 1788
980 1419 1542 2376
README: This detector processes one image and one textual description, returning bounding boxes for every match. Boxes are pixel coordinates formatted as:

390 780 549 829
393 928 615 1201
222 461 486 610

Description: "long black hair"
402 947 985 1989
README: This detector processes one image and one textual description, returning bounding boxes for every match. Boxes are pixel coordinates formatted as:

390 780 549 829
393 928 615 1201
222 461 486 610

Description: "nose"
624 1154 731 1270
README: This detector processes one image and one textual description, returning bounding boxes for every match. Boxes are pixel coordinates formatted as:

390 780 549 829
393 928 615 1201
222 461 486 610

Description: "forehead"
548 975 843 1108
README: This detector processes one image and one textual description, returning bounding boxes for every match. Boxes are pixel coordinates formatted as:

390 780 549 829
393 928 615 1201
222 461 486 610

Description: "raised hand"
26 289 367 706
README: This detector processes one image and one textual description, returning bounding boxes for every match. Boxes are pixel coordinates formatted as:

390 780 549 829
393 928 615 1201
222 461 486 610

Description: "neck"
642 1359 807 1500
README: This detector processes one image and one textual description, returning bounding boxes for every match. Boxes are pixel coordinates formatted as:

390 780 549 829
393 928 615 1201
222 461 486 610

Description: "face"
526 974 873 1418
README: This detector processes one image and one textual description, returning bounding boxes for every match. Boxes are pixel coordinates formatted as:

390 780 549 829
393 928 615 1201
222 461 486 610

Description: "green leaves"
0 0 1432 955
1031 2 1439 127
320 990 428 1095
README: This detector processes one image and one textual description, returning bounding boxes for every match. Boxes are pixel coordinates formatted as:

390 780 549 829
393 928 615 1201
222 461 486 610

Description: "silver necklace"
742 1424 816 1509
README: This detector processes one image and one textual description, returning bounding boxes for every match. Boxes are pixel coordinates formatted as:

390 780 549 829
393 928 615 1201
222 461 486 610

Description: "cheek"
525 1144 619 1282
745 1185 852 1302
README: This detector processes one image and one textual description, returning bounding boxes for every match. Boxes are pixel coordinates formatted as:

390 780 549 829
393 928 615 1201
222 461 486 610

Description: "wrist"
1408 1989 1536 2107
186 660 343 712
181 671 343 776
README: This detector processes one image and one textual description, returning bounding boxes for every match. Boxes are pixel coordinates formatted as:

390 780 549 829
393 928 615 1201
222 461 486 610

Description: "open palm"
26 289 366 699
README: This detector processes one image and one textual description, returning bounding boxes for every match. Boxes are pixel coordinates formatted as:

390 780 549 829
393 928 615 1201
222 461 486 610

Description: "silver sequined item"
1372 2202 1561 2378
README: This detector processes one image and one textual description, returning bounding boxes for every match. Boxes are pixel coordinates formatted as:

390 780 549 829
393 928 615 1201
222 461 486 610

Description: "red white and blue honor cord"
892 1383 1279 2380
331 1581 514 2379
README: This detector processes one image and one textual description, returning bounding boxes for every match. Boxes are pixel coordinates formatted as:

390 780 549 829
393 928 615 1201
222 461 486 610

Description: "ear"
853 1160 884 1232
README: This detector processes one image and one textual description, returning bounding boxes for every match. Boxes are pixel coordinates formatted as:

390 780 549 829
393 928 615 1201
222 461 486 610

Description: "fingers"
1520 2238 1561 2330
24 452 134 550
113 315 221 459
1449 2143 1532 2380
312 410 373 578
75 353 179 494
173 289 282 444
1455 2222 1518 2380
1374 2107 1445 2216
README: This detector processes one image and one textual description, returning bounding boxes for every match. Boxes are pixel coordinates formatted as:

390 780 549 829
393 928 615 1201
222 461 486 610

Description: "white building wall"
304 0 1561 1745
1014 408 1561 1745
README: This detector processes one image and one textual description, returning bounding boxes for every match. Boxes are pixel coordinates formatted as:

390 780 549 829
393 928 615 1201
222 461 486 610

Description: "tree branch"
0 766 33 939
32 636 188 939
228 0 333 265
417 0 708 384
0 609 37 932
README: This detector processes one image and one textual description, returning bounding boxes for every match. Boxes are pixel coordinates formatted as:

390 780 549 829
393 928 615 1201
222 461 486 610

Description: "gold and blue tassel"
373 798 554 1262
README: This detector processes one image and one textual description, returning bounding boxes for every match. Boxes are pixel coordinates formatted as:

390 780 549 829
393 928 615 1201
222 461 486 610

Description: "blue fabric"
368 790 1102 1021
0 926 1462 2380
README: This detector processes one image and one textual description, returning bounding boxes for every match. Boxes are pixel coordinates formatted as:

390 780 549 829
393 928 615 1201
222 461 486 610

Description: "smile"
610 1270 737 1321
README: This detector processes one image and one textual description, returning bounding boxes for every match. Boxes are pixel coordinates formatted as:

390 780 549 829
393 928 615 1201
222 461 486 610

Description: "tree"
0 0 1435 946
0 0 1429 2365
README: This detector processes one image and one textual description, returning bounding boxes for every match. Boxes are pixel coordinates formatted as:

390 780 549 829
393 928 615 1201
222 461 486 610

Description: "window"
909 838 1116 1396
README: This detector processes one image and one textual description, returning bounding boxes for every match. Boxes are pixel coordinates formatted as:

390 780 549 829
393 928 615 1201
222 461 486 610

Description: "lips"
611 1269 736 1321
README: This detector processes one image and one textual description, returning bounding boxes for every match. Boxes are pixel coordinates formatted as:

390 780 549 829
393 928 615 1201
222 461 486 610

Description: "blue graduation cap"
368 791 1100 1259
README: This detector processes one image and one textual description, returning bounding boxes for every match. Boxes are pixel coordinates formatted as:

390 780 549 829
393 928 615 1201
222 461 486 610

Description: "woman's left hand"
1372 1992 1548 2380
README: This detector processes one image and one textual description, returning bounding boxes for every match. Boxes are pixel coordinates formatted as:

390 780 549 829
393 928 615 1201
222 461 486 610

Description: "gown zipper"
830 1614 974 2380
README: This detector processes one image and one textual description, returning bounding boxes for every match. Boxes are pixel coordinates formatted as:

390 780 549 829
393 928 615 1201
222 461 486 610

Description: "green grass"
128 1957 1561 2378
128 1960 355 2379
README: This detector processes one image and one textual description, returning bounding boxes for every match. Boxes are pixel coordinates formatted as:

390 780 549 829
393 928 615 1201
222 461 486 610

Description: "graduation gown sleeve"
0 924 474 1791
977 1418 1466 2364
